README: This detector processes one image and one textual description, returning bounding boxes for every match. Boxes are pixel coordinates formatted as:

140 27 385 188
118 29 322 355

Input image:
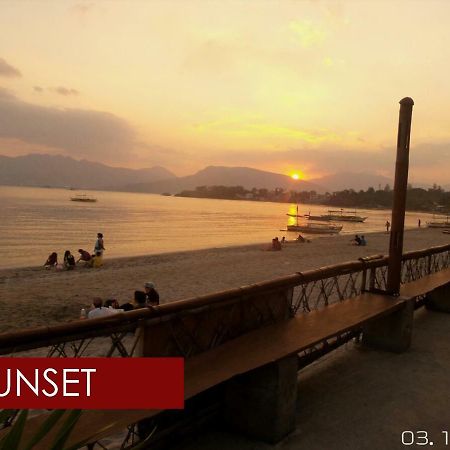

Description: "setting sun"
291 174 300 180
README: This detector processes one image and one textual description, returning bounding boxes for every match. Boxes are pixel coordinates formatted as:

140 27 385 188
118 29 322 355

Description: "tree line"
175 184 450 212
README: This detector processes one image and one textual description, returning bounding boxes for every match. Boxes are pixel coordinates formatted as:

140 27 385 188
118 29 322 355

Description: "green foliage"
175 185 450 212
0 409 84 450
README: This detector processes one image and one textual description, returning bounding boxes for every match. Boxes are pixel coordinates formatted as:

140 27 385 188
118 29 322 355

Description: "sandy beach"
0 228 448 333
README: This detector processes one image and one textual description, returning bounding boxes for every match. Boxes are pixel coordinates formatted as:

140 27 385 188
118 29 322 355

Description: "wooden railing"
0 243 448 359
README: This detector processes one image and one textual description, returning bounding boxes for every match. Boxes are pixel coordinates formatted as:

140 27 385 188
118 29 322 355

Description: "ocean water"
0 186 431 269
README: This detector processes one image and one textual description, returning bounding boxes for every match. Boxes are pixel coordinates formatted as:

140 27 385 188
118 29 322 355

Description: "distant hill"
311 172 394 192
0 154 176 189
120 166 325 194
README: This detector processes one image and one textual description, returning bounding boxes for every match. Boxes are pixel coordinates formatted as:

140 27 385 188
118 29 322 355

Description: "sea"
0 186 434 269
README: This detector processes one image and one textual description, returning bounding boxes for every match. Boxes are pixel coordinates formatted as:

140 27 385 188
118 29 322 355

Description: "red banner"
0 358 184 409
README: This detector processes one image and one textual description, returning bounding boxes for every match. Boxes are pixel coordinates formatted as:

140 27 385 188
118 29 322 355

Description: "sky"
0 0 449 184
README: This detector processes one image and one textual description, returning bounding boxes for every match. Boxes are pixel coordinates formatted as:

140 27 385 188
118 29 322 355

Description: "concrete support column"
224 355 298 443
362 299 414 353
426 283 450 313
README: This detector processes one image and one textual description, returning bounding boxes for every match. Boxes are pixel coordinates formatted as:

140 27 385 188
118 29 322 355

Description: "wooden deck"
5 270 450 449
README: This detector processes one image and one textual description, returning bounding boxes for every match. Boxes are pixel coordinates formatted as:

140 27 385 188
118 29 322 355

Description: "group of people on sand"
44 233 105 270
351 234 367 246
266 234 310 251
84 281 160 319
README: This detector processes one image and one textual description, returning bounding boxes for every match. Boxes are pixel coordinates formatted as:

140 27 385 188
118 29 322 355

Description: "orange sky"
0 1 449 184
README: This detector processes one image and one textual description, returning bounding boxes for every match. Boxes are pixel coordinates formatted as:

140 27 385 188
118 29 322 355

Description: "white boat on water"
70 194 97 203
286 206 343 234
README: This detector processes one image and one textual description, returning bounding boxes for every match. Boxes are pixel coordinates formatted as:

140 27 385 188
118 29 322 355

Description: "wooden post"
386 97 414 295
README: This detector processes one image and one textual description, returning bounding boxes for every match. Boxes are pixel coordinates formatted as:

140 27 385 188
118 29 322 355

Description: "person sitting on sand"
144 282 160 306
281 236 286 245
63 250 76 270
133 290 148 309
91 251 103 268
104 299 124 313
77 249 91 265
296 234 306 243
87 297 114 319
351 235 362 246
360 235 367 246
44 252 58 269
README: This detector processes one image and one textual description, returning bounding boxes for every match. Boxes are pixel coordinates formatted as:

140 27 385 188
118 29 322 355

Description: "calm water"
0 186 430 269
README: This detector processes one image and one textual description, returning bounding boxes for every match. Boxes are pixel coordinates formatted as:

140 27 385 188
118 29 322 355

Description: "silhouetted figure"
94 232 105 256
144 282 160 306
44 252 58 269
386 220 391 233
63 250 76 270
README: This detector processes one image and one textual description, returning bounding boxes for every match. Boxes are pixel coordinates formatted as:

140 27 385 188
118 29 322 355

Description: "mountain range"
0 154 175 189
0 153 427 194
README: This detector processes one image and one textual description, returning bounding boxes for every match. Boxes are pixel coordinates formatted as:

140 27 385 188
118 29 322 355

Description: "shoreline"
0 228 448 333
0 224 425 272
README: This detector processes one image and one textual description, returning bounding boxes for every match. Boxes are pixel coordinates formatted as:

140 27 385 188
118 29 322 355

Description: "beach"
0 228 447 333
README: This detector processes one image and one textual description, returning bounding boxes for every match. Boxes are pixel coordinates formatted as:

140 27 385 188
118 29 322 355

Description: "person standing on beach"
385 220 390 233
418 219 421 227
94 233 105 256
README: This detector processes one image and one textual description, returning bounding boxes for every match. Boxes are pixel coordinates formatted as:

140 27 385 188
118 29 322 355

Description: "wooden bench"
7 272 450 448
400 267 450 299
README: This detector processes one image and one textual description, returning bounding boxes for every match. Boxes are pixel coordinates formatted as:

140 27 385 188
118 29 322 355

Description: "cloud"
0 58 21 78
0 87 135 162
33 86 80 96
51 86 80 96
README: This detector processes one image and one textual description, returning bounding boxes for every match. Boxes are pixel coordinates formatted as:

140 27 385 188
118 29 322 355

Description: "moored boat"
286 206 342 234
287 222 343 234
426 213 449 228
305 209 367 223
70 194 97 203
427 220 450 228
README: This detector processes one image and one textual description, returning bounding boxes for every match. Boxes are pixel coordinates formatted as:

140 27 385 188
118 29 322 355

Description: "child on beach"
63 250 76 270
44 252 58 269
77 249 92 265
94 233 105 256
91 251 103 268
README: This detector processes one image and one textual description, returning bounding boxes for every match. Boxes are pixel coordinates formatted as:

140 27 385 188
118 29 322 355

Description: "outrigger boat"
305 209 367 223
287 222 343 234
427 217 450 228
70 194 97 203
286 206 343 234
